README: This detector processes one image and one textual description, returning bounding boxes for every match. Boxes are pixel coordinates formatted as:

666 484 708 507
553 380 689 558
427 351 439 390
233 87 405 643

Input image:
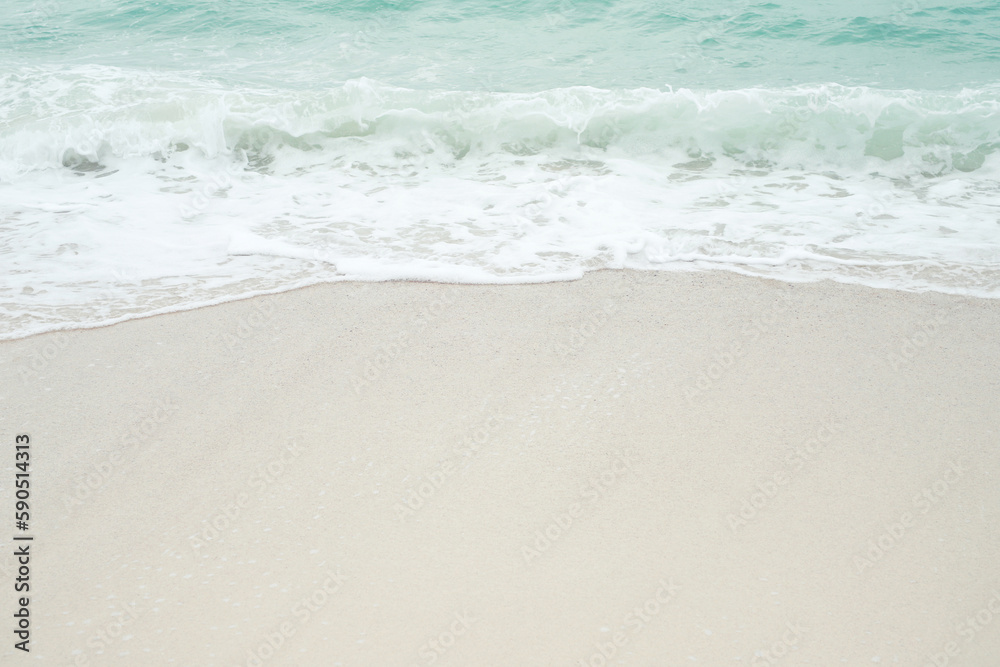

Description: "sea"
2 0 999 339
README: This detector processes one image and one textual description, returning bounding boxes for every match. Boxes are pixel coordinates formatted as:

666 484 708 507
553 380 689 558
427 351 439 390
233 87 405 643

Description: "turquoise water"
2 1 1000 337
6 1 1000 90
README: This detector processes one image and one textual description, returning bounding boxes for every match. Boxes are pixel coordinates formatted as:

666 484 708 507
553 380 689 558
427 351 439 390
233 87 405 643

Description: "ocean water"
2 0 1000 339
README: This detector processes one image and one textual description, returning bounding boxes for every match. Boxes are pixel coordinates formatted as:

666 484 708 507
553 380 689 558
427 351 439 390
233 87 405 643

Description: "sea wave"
3 69 1000 180
2 70 999 340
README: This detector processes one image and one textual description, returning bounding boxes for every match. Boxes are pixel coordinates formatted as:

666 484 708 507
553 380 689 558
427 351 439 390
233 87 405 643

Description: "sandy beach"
2 269 998 666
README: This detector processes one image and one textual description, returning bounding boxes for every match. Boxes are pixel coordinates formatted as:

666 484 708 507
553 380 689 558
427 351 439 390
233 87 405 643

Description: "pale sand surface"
2 270 999 666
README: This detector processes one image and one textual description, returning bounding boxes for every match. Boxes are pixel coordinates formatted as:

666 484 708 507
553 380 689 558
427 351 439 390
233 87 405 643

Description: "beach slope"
2 270 998 665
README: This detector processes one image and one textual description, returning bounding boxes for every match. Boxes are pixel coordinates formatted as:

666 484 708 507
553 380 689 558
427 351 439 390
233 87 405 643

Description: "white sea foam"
2 69 999 339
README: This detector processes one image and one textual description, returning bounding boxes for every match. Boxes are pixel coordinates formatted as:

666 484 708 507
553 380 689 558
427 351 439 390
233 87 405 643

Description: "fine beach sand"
2 270 999 666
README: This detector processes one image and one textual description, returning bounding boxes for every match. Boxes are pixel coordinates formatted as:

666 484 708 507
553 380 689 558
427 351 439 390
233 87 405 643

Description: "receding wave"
2 69 999 340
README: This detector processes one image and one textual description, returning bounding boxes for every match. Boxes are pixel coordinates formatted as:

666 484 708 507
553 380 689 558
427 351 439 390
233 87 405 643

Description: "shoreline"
2 269 999 665
4 264 1000 345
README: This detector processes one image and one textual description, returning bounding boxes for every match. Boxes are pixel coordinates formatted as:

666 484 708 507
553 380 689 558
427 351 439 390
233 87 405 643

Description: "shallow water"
2 0 999 338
